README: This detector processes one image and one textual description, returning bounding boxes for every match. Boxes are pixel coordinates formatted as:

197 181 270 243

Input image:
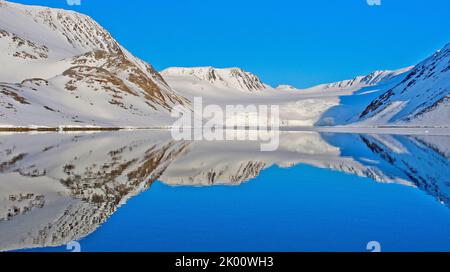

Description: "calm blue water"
24 164 450 252
2 131 449 252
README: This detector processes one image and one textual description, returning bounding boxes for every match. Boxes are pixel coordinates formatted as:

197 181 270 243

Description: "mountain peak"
0 0 122 59
161 66 269 93
0 0 188 127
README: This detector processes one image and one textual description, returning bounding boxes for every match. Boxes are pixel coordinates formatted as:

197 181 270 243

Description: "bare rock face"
0 29 49 60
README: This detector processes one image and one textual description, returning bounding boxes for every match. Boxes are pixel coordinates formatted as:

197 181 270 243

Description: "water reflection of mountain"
0 130 449 251
0 132 189 251
323 133 450 206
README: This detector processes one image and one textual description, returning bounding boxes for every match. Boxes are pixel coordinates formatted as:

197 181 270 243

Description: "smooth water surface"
0 130 449 252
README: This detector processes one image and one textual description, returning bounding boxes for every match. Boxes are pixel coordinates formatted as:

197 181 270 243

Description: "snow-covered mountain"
161 66 414 127
162 43 449 128
276 85 298 91
357 43 450 127
314 68 413 126
310 68 412 91
161 67 269 93
161 69 341 126
1 1 448 129
0 1 188 128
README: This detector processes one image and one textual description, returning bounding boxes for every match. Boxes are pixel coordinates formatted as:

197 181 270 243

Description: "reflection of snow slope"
160 132 393 186
323 133 450 205
0 131 188 251
0 131 449 251
160 132 346 185
161 131 450 208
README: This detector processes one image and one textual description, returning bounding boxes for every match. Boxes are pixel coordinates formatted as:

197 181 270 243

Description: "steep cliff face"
0 1 189 128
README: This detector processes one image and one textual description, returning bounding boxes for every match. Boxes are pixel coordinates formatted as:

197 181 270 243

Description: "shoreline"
0 127 124 132
1 126 449 136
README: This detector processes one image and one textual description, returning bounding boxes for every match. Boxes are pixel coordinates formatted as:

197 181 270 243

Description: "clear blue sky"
11 0 450 88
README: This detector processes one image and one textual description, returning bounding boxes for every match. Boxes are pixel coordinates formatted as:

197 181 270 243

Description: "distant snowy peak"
161 67 269 93
316 67 413 91
276 85 298 91
358 43 450 126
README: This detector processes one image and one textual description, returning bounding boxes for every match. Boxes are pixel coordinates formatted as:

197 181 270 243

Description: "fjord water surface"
1 131 448 252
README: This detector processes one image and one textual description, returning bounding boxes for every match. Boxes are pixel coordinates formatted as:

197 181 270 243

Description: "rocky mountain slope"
0 1 188 128
357 43 450 127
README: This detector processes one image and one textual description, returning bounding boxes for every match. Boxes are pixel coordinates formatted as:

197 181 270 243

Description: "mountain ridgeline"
161 67 269 93
162 44 449 128
0 1 448 128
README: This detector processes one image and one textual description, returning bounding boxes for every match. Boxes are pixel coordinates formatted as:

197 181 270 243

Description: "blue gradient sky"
11 0 450 88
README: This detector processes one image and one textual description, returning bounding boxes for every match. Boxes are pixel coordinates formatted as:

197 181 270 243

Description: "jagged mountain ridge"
161 67 269 93
0 1 188 127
